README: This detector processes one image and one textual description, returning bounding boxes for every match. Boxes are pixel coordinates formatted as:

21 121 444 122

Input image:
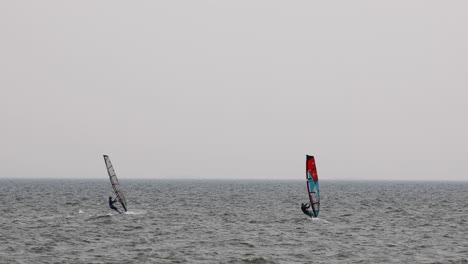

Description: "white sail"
103 155 127 212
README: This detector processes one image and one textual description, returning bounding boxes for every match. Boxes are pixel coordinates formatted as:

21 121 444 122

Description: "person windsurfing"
109 196 122 214
301 202 313 218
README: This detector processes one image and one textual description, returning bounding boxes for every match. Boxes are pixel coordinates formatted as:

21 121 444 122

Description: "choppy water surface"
0 179 467 263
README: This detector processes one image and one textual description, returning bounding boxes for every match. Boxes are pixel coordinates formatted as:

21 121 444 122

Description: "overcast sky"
1 1 467 181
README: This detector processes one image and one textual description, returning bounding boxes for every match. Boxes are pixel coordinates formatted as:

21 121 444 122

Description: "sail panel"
103 155 127 212
306 155 320 217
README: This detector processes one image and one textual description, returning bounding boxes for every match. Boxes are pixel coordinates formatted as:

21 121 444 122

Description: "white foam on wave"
312 217 330 223
124 210 146 215
78 210 84 214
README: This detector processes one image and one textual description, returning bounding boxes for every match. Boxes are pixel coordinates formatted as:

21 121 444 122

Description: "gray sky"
1 1 467 180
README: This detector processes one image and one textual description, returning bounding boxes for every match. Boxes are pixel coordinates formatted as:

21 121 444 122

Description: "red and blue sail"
306 155 320 217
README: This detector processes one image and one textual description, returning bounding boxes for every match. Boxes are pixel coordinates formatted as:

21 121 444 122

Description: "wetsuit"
109 197 121 214
301 203 313 218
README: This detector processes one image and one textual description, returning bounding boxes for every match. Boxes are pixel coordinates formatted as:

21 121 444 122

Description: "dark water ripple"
0 179 467 263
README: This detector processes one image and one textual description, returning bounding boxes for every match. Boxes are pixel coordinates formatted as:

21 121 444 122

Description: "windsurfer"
301 202 313 218
109 196 122 214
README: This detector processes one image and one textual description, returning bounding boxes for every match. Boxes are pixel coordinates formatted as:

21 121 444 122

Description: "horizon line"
0 177 466 182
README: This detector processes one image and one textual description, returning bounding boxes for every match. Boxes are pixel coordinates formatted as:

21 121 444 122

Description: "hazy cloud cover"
1 1 467 180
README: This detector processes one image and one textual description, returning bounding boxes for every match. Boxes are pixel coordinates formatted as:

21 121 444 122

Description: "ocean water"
0 179 467 264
